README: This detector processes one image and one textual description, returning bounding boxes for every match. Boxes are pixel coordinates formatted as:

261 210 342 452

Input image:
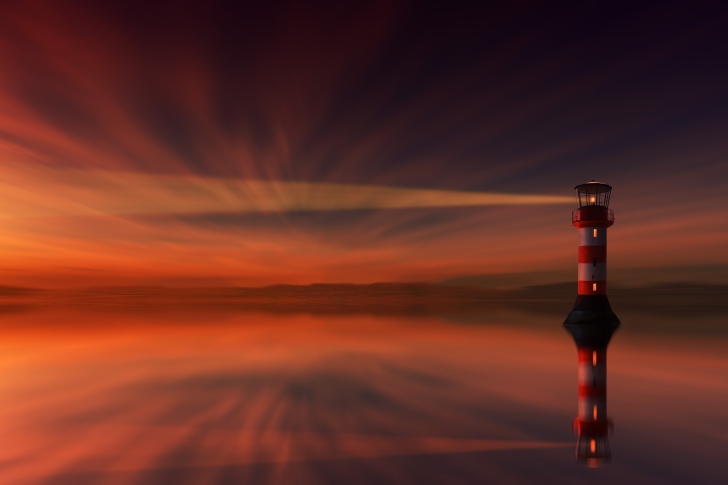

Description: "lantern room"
575 181 612 208
572 181 614 227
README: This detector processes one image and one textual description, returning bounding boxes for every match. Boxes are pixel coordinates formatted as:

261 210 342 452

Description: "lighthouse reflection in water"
565 323 617 467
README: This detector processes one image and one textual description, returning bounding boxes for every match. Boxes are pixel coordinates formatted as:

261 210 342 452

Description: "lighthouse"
563 181 620 326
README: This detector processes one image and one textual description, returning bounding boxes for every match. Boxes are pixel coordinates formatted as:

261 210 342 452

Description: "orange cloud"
0 1 726 287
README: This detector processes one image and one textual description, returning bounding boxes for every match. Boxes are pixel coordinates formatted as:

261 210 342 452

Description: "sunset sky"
0 1 726 287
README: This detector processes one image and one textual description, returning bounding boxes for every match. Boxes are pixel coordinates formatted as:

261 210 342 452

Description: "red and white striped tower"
564 181 620 326
565 323 617 466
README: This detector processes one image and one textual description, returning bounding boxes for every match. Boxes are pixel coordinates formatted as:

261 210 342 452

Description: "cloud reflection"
0 310 572 484
2 308 728 483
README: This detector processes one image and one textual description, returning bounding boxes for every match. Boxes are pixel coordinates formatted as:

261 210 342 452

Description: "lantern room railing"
572 208 614 223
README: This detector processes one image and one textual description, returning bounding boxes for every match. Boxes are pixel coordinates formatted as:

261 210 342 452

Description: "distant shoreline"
1 282 725 316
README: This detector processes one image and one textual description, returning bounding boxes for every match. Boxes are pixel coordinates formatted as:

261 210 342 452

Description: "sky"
0 0 727 287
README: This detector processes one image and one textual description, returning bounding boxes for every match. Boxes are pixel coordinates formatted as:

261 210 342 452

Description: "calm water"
1 306 726 484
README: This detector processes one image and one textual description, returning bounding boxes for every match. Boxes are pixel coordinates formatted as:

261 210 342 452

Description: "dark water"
1 306 726 484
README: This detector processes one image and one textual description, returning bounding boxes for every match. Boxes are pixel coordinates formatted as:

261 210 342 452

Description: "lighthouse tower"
563 181 620 326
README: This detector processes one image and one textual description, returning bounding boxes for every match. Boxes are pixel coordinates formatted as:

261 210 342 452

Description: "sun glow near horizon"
0 164 576 288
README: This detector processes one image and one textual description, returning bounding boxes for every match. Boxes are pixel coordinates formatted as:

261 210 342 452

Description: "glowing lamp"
574 180 611 209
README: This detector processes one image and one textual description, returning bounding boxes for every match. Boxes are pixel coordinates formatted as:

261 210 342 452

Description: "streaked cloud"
0 1 725 286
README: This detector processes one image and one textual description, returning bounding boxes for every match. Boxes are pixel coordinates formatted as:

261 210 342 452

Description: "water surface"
1 306 725 484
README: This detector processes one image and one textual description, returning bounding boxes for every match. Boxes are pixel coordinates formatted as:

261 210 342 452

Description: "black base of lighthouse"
563 295 621 327
564 313 619 348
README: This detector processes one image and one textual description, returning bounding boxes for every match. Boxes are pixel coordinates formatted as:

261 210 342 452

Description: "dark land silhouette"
1 281 725 322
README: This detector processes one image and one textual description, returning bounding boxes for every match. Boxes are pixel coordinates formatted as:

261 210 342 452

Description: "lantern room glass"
575 182 612 208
